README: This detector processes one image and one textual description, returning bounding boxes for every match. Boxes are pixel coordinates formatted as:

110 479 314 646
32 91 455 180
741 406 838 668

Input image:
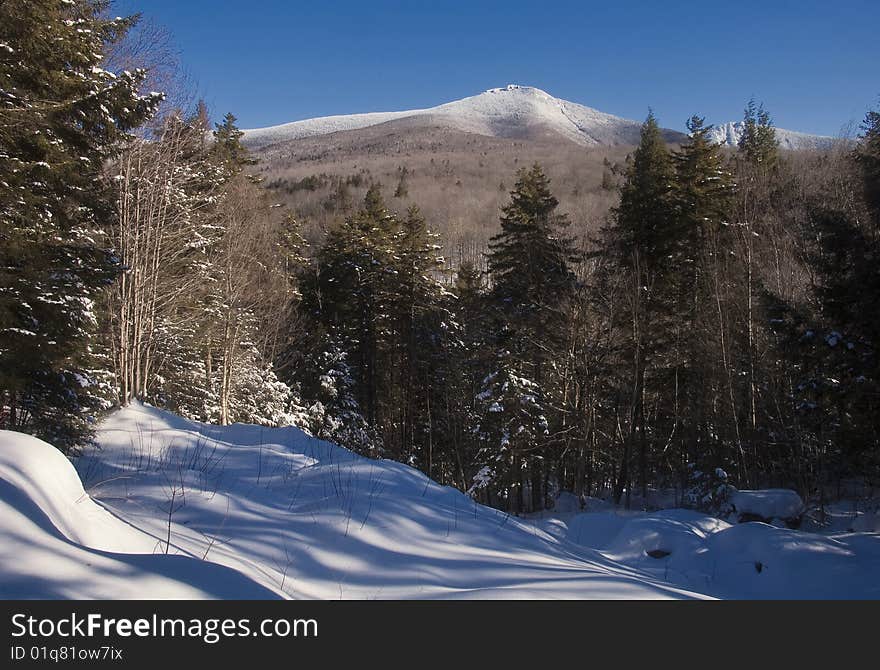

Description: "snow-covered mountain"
243 84 678 149
708 120 836 151
244 85 834 151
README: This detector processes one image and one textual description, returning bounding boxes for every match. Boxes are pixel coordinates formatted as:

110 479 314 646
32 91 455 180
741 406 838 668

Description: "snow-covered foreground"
1 403 878 599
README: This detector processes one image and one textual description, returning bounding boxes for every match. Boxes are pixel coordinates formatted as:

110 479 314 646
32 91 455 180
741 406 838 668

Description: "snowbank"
0 430 278 599
562 506 879 599
3 403 876 600
730 489 804 521
68 403 697 599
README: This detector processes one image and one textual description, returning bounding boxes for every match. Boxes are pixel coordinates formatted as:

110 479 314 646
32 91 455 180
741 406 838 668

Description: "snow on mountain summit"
243 85 651 149
708 120 835 151
243 86 835 152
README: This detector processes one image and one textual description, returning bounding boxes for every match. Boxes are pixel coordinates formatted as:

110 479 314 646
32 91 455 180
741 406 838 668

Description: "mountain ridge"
243 84 832 150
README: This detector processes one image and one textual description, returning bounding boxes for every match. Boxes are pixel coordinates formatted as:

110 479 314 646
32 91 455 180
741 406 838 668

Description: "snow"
0 430 278 599
57 405 700 599
707 120 836 151
243 86 835 152
729 488 804 520
242 85 648 149
850 513 880 533
1 403 877 599
562 508 879 599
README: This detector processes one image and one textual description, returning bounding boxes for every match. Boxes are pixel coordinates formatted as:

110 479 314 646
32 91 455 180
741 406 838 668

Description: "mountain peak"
243 85 656 150
241 86 828 152
483 84 546 95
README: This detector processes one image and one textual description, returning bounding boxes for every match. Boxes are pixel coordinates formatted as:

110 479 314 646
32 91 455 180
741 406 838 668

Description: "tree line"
2 1 878 513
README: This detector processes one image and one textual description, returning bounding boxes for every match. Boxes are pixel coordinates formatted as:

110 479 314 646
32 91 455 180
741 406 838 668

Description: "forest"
2 0 879 518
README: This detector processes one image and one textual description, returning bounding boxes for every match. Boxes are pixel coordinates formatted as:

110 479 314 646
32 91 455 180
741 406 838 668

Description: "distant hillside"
245 86 836 264
708 121 836 151
243 84 686 150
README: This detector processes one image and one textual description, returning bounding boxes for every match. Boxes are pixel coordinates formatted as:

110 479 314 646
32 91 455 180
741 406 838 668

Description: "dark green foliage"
609 112 678 306
857 106 880 222
487 164 578 360
738 99 779 168
212 112 257 175
0 0 160 450
472 164 578 510
296 185 450 464
394 166 409 198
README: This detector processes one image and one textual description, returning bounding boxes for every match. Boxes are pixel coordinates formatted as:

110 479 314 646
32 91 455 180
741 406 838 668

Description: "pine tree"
387 205 447 468
394 166 409 198
0 0 160 450
436 261 488 489
471 351 549 513
738 99 779 169
212 112 257 176
482 164 578 511
304 343 380 456
603 112 678 503
672 115 740 480
487 164 578 364
302 185 397 430
733 100 781 462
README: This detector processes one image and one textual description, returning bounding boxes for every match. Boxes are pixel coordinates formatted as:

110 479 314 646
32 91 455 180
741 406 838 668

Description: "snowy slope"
708 120 836 151
2 405 877 599
243 85 655 149
243 85 833 152
0 430 278 599
68 403 698 599
560 509 880 599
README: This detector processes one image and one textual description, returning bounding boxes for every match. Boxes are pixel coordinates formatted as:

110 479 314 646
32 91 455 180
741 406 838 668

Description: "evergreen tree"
387 205 448 468
481 164 578 511
471 351 549 513
602 112 678 503
0 0 160 450
301 185 398 436
673 116 736 254
212 112 257 176
394 166 409 198
673 115 740 479
738 99 779 168
437 261 488 489
487 164 578 365
304 344 380 456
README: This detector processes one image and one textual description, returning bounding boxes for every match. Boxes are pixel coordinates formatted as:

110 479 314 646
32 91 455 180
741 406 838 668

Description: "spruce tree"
673 115 740 480
388 205 447 468
482 164 578 511
472 353 549 513
738 99 779 169
603 112 677 503
302 185 396 430
487 163 578 365
212 112 257 175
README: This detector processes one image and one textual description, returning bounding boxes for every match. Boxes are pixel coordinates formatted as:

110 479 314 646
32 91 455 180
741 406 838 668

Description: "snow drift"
67 404 698 599
1 404 877 599
0 429 277 599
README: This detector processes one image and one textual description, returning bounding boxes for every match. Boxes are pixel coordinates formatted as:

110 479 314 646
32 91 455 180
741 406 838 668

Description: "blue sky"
118 0 879 136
